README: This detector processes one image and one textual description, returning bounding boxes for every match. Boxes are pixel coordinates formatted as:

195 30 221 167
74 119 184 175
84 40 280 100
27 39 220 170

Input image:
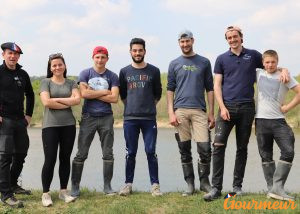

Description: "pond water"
22 128 300 193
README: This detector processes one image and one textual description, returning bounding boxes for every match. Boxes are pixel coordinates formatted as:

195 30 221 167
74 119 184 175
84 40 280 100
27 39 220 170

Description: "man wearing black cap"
0 42 34 208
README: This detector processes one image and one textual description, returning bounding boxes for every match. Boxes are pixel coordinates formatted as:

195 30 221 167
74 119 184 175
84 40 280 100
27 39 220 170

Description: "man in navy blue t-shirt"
204 26 289 201
71 46 119 197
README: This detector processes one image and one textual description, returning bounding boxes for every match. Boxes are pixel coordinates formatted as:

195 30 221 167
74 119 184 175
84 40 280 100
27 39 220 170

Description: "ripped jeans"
211 102 255 191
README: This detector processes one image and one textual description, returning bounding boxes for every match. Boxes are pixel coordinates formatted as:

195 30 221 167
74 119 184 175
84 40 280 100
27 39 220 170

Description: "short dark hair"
262 49 279 61
47 54 67 78
130 38 145 50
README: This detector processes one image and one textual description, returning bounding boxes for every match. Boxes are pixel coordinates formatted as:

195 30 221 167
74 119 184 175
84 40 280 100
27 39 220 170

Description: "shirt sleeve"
204 60 214 92
78 70 88 84
119 69 127 100
25 72 35 117
71 79 78 89
286 76 299 89
167 61 176 91
153 68 162 101
110 72 120 88
39 78 50 93
213 56 224 74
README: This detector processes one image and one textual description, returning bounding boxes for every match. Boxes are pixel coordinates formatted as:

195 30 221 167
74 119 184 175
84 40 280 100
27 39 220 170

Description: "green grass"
1 190 299 214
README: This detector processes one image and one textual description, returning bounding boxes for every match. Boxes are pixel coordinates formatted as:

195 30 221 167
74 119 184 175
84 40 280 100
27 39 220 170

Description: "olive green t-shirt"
40 78 78 129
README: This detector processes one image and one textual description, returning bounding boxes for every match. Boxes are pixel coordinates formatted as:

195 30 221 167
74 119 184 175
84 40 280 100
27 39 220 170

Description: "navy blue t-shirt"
78 67 119 116
167 54 214 111
214 48 263 102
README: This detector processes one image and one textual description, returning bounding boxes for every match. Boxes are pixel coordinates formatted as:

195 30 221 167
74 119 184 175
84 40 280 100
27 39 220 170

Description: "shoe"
203 187 221 201
181 162 195 196
119 184 132 196
42 192 53 207
151 183 163 197
233 186 244 196
2 196 24 208
12 185 32 195
59 190 76 203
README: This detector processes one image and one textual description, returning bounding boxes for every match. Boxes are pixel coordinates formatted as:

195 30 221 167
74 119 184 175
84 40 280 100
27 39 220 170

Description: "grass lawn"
0 189 299 214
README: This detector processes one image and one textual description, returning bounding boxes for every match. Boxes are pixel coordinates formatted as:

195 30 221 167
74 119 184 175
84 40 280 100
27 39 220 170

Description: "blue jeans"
123 120 159 184
212 102 255 190
256 118 295 163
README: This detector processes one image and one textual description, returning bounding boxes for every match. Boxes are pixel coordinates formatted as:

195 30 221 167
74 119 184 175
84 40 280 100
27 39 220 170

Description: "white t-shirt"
255 68 298 119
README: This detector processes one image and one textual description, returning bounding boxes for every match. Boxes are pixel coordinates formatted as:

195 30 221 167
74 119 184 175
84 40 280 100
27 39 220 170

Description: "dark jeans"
73 114 114 163
123 120 159 184
256 118 295 163
41 125 76 192
212 102 255 190
0 117 29 200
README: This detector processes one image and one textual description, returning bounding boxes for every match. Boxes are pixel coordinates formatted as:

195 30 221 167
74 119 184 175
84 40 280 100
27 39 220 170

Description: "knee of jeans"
73 154 88 163
146 152 157 160
103 154 114 161
281 150 294 163
181 153 192 163
212 141 225 154
126 153 136 160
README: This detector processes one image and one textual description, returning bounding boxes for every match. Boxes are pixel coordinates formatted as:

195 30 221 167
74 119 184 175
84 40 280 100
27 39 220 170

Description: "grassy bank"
1 189 299 214
30 74 300 128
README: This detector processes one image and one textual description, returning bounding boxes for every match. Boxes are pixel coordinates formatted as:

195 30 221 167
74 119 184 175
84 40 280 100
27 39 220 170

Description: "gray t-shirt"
256 68 298 119
40 78 78 128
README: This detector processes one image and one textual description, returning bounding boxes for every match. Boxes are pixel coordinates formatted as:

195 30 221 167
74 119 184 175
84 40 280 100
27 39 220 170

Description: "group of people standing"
0 25 299 209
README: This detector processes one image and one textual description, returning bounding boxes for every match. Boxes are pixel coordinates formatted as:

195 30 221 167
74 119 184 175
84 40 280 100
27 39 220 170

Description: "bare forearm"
98 94 119 103
81 89 110 99
55 97 80 106
207 91 214 116
45 100 69 109
167 91 175 114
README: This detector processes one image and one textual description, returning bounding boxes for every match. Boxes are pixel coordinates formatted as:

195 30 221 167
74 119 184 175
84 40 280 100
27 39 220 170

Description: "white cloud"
0 0 47 16
162 0 255 16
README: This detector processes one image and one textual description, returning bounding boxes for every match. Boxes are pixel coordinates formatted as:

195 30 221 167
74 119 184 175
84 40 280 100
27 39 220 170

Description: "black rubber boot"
103 160 116 195
267 161 294 201
262 161 275 192
182 163 195 196
71 160 84 197
198 161 212 193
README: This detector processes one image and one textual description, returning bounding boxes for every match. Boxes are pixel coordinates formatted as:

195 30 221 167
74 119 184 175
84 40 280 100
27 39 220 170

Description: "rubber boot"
71 160 84 198
267 161 294 201
103 160 116 195
182 163 195 196
262 161 275 192
198 161 212 193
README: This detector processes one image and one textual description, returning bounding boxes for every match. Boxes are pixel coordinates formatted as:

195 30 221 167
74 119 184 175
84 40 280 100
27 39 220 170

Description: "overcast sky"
1 0 299 76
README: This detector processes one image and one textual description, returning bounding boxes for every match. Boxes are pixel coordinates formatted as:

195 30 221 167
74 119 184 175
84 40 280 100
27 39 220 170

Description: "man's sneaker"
233 186 244 196
59 190 76 203
12 185 31 195
203 187 221 201
151 183 163 197
2 196 24 208
42 192 53 207
119 184 132 196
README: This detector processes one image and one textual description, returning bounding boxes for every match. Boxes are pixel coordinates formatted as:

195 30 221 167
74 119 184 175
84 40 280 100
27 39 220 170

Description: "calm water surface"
22 128 300 193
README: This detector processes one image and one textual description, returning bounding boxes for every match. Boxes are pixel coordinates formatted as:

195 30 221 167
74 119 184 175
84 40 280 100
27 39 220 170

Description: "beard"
132 55 144 63
181 46 193 55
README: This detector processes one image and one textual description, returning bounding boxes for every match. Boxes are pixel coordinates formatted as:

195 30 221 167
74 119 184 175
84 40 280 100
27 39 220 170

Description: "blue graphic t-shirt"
78 67 119 116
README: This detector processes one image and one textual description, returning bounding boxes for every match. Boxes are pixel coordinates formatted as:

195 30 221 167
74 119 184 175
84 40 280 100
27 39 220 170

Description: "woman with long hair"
39 53 80 207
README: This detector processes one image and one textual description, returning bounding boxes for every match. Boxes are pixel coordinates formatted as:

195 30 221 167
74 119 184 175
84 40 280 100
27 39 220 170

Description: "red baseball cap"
92 46 108 57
